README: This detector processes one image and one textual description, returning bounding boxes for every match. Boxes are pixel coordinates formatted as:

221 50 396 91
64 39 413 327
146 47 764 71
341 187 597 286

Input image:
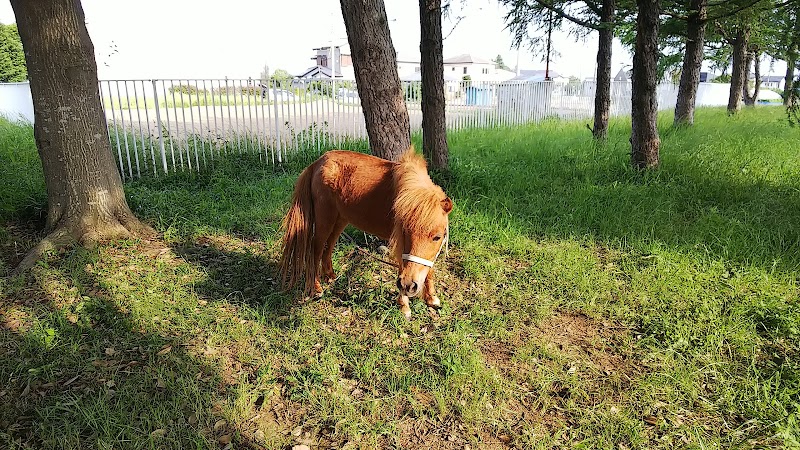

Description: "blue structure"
465 86 491 106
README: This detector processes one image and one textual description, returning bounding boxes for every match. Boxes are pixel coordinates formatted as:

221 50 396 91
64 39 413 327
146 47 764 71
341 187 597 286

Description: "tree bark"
673 0 707 126
10 0 153 273
784 56 797 106
727 27 750 115
340 0 411 161
743 49 760 106
630 0 661 170
784 9 800 106
592 0 615 140
419 0 449 170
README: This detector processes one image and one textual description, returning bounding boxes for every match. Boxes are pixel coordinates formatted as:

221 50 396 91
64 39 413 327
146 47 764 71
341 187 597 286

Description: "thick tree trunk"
419 0 449 170
727 27 750 114
10 0 153 273
592 0 615 140
674 0 707 126
784 57 797 106
340 0 411 161
784 10 800 106
630 0 661 170
743 49 760 106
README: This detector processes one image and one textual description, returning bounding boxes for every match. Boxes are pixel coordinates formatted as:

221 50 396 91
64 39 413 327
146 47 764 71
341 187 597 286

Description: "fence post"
152 79 168 174
272 81 282 163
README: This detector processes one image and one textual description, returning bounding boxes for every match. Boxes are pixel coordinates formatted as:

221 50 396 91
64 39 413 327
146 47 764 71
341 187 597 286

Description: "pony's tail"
279 161 317 295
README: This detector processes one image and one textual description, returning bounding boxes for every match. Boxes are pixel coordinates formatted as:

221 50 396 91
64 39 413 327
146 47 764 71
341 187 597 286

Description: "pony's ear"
441 197 453 214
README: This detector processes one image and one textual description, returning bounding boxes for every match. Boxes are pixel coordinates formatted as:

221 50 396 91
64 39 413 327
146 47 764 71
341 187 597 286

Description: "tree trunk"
673 0 707 126
592 0 615 140
419 0 449 170
10 0 153 273
340 0 411 161
784 9 800 106
727 27 750 115
630 0 661 170
743 49 760 106
784 56 796 106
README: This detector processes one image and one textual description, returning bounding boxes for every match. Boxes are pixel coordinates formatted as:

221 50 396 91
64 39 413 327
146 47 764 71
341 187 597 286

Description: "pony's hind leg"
310 202 337 295
423 269 441 309
322 219 348 283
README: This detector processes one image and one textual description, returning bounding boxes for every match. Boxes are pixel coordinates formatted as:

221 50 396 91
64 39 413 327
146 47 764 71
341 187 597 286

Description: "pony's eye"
433 235 442 242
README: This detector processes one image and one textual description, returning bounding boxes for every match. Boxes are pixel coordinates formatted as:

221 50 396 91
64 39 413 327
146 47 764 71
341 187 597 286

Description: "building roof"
614 68 630 81
761 75 784 82
297 65 343 79
443 54 494 65
509 69 563 81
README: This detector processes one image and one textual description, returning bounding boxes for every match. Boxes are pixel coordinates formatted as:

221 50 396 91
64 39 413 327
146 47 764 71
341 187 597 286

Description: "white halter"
401 223 449 268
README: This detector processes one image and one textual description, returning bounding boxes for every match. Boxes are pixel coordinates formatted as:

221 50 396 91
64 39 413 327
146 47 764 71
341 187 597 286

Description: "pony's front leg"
397 294 412 320
423 268 441 309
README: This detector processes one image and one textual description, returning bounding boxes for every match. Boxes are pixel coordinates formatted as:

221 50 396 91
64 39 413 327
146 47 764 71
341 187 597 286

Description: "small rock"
291 426 303 437
214 419 227 432
218 434 232 445
254 430 265 442
292 445 310 450
150 429 166 439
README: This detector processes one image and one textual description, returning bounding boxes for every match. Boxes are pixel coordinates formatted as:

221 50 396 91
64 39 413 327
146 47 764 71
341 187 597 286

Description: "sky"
0 0 787 81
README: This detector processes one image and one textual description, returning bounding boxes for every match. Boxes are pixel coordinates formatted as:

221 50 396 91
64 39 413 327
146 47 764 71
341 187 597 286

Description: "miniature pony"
279 146 452 319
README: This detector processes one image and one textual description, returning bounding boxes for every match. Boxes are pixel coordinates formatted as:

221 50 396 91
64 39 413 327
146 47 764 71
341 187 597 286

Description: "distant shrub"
168 84 207 96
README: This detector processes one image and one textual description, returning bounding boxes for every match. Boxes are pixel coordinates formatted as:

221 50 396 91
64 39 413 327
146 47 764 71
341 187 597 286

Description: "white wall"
0 82 34 124
695 82 732 106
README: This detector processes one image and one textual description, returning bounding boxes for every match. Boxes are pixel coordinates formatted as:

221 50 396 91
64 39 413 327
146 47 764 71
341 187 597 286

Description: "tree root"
11 215 157 276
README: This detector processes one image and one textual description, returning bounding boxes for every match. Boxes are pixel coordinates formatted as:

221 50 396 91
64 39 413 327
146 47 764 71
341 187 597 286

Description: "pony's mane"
389 147 446 251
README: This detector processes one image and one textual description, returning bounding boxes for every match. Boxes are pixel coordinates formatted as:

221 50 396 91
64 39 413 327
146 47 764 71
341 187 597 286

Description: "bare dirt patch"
533 311 635 376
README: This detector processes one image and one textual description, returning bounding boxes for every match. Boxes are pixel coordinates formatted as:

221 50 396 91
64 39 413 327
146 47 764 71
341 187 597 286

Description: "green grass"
1 107 799 449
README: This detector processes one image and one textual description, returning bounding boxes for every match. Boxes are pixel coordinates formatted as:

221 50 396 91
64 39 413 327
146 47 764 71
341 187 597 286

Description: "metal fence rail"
97 78 690 179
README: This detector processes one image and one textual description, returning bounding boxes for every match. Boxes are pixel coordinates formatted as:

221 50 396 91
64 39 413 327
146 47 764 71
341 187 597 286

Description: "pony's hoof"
426 296 441 309
401 308 412 321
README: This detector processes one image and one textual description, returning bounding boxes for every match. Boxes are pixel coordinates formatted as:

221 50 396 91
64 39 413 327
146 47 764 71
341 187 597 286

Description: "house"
300 45 419 81
298 45 355 80
442 54 516 81
614 68 631 82
761 75 785 90
508 69 569 84
397 55 421 77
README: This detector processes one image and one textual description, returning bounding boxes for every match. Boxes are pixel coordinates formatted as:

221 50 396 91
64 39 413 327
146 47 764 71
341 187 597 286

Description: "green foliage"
270 69 294 89
713 73 732 83
493 54 510 71
0 22 27 82
308 80 332 97
168 84 207 96
403 81 422 101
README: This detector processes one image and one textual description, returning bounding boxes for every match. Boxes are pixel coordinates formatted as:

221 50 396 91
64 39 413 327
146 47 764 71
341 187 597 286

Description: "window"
482 68 489 74
463 67 467 74
414 66 421 72
451 67 455 71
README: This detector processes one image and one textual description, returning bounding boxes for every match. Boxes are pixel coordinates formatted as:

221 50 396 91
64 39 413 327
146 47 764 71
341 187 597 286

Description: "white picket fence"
1 79 733 179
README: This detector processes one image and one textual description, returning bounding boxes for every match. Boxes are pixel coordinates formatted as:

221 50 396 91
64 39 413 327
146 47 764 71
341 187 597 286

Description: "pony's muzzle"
397 278 420 297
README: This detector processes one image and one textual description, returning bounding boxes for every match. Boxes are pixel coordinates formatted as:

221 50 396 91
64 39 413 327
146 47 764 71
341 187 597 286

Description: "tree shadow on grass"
171 235 296 323
0 241 293 449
